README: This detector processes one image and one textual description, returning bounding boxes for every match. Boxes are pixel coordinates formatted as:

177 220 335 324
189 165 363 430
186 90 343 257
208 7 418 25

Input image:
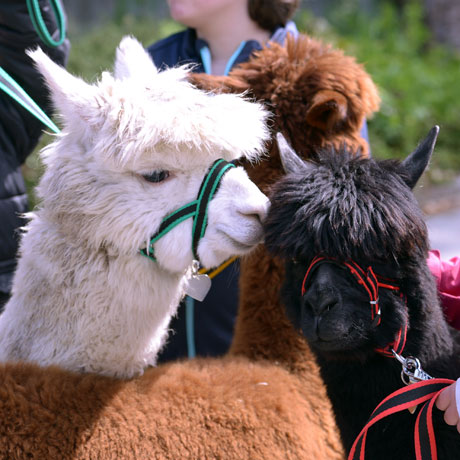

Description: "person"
147 0 302 362
0 0 70 311
436 378 460 434
429 251 460 434
427 250 460 330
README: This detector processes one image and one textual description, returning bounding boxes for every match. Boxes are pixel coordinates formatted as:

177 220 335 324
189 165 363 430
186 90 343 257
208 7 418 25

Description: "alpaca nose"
238 195 270 224
303 290 340 317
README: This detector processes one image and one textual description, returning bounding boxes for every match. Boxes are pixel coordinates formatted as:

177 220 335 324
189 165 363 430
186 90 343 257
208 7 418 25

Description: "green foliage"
296 1 460 182
66 16 181 80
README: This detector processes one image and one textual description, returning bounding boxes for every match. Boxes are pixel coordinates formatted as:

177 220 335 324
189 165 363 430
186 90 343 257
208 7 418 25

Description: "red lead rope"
348 378 455 460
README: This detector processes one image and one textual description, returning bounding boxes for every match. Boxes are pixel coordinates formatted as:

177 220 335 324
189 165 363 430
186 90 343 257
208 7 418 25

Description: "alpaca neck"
230 246 317 373
2 216 186 377
230 156 318 372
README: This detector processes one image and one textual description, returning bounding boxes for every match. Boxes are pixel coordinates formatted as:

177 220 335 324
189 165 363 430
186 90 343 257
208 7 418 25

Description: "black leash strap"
348 378 454 460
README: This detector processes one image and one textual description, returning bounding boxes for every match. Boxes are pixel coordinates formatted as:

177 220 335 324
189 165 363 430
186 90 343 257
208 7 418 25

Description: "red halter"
301 255 407 356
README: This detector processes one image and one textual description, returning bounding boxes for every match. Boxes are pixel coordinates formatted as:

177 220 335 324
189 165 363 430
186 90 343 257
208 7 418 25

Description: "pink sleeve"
456 378 460 416
427 250 460 330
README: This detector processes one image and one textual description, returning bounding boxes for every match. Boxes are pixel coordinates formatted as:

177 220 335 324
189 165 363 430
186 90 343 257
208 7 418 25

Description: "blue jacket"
148 22 299 362
148 21 299 75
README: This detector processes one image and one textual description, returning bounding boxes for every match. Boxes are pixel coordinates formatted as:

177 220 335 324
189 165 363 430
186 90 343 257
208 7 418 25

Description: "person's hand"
436 378 460 433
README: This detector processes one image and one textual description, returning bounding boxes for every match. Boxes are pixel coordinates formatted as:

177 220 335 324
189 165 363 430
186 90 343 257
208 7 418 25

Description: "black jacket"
0 0 69 295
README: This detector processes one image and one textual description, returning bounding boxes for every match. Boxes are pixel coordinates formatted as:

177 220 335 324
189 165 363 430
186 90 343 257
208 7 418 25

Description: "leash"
0 0 66 133
199 256 238 279
185 256 237 359
26 0 66 47
0 67 60 133
348 378 455 460
301 255 455 460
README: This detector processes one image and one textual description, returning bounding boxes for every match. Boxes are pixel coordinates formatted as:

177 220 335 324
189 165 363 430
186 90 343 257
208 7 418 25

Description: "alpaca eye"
142 170 170 183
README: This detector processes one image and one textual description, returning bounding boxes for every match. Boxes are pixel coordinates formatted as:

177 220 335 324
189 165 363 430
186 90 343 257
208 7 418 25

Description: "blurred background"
24 0 460 257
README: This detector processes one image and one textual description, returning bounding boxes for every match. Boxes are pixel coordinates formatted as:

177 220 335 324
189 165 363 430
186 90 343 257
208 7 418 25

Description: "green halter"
140 159 236 263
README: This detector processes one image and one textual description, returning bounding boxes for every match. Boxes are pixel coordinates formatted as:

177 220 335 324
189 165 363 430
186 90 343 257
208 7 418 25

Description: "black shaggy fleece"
265 147 428 263
264 146 460 459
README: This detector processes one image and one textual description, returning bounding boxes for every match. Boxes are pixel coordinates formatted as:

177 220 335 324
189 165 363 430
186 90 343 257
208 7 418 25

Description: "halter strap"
301 255 407 355
302 256 384 325
140 159 235 263
191 159 235 259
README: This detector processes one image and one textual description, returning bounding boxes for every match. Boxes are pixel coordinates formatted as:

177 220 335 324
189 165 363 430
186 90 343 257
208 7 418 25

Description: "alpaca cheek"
154 225 194 273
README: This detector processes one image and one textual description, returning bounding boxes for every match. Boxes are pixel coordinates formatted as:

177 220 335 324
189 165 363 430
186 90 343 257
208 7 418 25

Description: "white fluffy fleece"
0 36 270 378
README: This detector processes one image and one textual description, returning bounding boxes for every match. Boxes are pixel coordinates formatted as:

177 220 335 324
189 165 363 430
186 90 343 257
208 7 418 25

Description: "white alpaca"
0 36 270 379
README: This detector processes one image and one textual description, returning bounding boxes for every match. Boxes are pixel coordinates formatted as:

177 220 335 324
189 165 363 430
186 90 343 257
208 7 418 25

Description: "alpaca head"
28 36 270 272
190 35 380 162
264 127 439 359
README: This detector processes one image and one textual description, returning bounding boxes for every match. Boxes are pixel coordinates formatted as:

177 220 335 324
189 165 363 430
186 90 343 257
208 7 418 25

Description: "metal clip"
392 349 433 385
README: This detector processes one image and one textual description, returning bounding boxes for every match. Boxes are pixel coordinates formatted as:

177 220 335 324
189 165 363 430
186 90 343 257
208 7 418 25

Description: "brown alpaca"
0 34 379 459
190 34 379 374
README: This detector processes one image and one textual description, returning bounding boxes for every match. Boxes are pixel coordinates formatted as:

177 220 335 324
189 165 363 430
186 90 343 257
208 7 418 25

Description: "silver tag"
184 261 212 302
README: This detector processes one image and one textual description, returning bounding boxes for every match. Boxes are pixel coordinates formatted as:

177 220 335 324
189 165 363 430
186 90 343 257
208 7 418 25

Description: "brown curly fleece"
0 34 379 459
0 356 342 459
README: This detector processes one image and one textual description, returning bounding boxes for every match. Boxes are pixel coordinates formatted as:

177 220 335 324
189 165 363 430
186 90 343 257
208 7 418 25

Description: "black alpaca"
264 128 460 459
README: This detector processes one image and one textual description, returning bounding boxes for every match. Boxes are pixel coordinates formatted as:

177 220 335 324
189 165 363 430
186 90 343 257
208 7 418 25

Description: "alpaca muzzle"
301 256 384 326
301 255 407 356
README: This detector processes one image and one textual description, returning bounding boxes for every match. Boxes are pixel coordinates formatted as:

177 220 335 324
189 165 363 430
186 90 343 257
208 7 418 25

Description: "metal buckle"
392 349 433 385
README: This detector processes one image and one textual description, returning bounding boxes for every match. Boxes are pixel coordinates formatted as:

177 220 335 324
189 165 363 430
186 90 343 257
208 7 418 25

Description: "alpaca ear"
401 126 439 189
276 132 306 174
27 46 101 128
306 90 348 131
113 35 158 81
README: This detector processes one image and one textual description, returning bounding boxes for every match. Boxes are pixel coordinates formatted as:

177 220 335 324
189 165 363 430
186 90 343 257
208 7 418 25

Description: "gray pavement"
426 207 460 260
416 176 460 261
